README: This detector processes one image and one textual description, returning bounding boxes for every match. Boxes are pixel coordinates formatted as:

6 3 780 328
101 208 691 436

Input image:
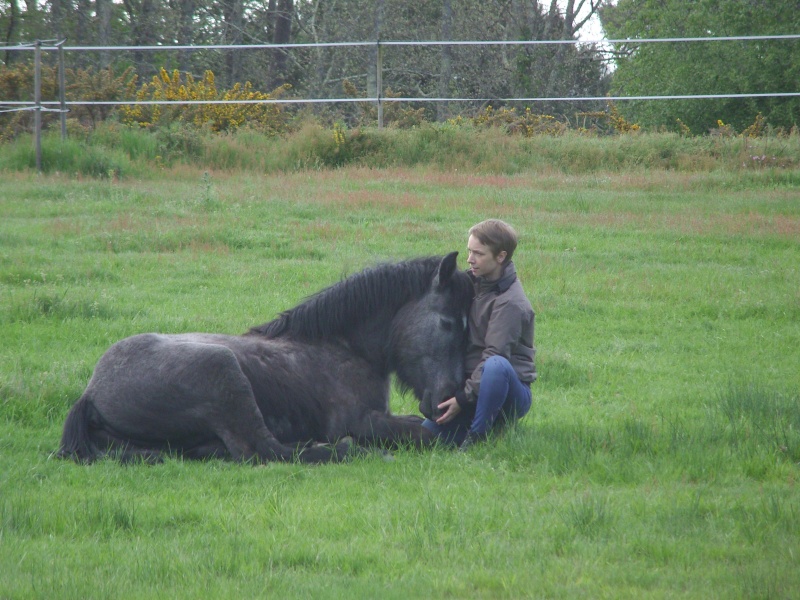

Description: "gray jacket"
455 261 536 408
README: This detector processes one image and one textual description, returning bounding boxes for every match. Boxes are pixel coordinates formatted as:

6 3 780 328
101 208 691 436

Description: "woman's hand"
436 397 462 425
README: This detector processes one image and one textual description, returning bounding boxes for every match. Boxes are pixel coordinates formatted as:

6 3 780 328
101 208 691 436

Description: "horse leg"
200 350 352 464
183 440 228 461
211 397 351 464
351 410 438 449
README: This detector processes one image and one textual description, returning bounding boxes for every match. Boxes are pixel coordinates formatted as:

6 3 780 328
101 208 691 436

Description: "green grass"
1 160 799 598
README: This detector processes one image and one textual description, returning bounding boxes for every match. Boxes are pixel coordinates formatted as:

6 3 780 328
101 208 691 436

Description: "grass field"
1 156 799 598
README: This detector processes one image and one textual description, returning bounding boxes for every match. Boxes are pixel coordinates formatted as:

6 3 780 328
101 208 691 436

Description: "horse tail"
58 394 98 463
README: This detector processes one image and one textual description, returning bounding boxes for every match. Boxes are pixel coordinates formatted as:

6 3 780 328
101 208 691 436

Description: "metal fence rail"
4 34 800 107
3 35 799 170
5 33 800 51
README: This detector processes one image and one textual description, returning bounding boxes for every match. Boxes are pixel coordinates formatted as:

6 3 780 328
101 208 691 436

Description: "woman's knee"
484 355 513 376
421 418 439 434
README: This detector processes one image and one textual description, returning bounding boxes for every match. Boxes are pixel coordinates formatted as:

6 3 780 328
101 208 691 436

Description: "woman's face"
466 235 506 282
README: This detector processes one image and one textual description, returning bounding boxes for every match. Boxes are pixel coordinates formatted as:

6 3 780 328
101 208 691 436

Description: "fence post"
58 40 67 140
34 40 42 172
376 40 383 129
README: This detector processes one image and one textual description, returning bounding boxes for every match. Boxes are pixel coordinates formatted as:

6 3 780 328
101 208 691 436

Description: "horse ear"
434 251 459 289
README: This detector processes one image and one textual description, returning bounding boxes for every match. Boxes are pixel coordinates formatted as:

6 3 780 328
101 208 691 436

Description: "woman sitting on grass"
423 219 536 450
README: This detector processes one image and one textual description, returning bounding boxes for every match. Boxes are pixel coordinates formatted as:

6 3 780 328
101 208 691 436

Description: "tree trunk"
124 0 158 78
49 0 69 41
75 0 90 39
266 0 277 41
223 0 243 86
3 0 19 65
175 0 195 74
436 0 452 121
366 0 385 99
269 0 293 88
97 0 112 68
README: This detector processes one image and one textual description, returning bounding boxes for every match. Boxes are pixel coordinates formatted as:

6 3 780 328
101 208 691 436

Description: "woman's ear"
496 250 508 264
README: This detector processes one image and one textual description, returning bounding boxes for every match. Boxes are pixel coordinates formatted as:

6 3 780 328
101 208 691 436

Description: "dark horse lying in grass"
58 253 473 464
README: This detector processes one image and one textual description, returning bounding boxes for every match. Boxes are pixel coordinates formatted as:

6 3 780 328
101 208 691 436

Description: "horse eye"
440 318 454 331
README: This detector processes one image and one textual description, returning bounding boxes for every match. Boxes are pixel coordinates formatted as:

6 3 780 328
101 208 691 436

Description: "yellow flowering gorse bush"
120 68 290 134
447 103 657 137
458 106 567 136
574 102 641 135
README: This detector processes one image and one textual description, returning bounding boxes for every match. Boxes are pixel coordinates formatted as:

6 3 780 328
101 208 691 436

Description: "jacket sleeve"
457 297 526 407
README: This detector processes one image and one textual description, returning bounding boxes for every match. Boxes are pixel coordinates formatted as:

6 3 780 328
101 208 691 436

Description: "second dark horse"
58 253 473 464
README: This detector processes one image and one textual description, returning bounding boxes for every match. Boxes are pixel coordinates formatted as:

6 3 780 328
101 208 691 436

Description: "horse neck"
249 259 438 347
340 306 399 373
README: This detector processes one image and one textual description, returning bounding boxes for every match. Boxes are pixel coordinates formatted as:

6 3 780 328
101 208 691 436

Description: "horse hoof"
332 437 362 461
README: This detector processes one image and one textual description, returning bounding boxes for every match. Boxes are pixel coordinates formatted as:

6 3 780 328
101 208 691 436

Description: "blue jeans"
422 355 532 446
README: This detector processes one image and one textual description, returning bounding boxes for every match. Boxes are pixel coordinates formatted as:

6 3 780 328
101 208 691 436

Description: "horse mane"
247 256 447 340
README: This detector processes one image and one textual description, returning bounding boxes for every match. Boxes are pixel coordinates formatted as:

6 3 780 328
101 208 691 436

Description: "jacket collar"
470 261 517 295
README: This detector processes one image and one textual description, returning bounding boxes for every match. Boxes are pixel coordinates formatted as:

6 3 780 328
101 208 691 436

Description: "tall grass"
0 160 798 597
0 133 132 176
3 122 799 177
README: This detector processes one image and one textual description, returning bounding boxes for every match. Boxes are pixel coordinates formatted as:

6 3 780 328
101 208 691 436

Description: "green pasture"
1 160 799 598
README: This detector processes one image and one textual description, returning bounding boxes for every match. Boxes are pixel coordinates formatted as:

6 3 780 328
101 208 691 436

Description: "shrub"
0 63 136 141
456 105 568 136
341 80 428 128
120 68 291 134
573 102 641 135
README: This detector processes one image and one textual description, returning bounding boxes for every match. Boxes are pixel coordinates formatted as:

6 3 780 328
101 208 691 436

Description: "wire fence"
3 35 800 109
3 35 799 170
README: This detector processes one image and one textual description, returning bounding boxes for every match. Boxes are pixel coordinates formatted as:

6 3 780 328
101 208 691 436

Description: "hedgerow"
3 59 798 144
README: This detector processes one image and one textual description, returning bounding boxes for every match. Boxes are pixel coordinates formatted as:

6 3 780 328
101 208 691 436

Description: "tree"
2 0 19 64
294 0 607 122
553 0 604 38
221 0 244 86
437 0 452 121
1 0 611 128
96 0 113 68
122 0 163 77
601 0 800 132
270 0 293 87
172 0 196 73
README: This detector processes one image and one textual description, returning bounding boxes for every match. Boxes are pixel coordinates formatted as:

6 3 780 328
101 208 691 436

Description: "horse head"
389 252 474 420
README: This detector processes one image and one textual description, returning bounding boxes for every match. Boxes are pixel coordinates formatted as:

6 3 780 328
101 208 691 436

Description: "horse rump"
57 393 166 464
57 394 98 463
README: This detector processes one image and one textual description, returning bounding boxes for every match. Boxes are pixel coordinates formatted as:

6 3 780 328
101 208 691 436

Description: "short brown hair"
469 219 518 261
